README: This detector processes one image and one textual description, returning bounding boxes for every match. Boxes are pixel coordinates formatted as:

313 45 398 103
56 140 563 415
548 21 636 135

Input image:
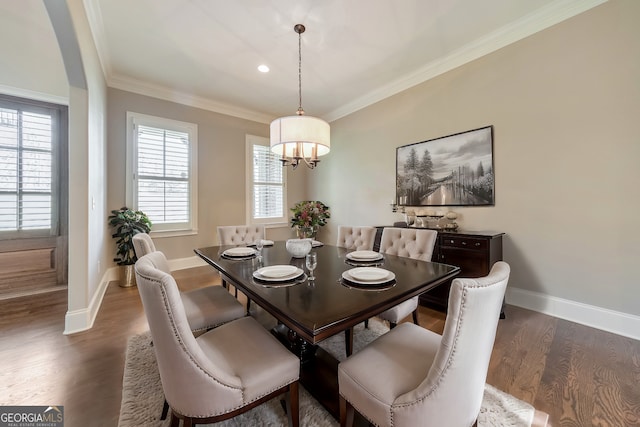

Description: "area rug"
119 319 542 427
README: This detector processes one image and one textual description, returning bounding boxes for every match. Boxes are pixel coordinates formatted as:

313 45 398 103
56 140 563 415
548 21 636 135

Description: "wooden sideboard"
374 226 504 314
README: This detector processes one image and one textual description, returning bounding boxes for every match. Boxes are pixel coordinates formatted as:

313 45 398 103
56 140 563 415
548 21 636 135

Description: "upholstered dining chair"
131 232 155 258
135 252 300 427
342 227 437 357
217 224 265 246
336 226 376 251
338 261 510 427
132 234 245 334
216 224 266 311
336 225 376 356
376 227 438 328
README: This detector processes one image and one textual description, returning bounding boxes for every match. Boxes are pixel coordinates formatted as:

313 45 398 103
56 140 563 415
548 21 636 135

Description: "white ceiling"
7 0 606 124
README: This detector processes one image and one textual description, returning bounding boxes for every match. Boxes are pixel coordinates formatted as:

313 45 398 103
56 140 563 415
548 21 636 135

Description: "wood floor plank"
590 329 640 426
487 306 556 404
536 316 575 423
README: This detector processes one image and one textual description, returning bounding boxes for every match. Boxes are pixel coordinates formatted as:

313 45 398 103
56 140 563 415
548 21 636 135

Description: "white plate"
253 267 304 282
256 265 299 278
223 247 256 257
347 251 383 261
343 267 395 284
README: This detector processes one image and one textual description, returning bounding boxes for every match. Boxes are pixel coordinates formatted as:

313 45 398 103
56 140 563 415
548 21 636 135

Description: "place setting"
345 250 384 267
220 246 257 260
341 266 396 291
252 264 307 287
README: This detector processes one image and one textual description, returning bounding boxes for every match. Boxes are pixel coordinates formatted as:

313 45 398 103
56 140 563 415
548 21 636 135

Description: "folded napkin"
312 240 323 247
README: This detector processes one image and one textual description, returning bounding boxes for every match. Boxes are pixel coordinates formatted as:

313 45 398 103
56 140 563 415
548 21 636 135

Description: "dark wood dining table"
195 241 460 418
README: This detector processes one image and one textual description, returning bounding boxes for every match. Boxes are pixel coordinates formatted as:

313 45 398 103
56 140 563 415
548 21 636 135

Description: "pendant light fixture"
270 24 330 169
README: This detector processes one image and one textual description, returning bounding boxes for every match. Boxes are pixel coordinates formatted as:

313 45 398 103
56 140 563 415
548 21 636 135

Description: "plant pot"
120 264 137 288
296 225 318 239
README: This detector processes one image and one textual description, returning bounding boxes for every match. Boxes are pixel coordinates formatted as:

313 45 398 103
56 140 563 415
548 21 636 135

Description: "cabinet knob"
475 242 481 246
462 241 467 245
449 240 454 244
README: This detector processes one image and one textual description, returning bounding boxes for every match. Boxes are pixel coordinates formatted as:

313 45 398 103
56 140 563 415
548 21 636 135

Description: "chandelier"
270 24 330 169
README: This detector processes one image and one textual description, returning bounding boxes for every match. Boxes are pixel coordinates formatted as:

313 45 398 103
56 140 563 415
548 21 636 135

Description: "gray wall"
312 0 640 318
107 89 306 260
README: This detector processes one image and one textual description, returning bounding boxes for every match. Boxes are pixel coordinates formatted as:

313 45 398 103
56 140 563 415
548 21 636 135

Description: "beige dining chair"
342 227 437 357
338 261 510 427
131 239 246 420
131 233 245 333
336 226 376 251
135 252 300 427
336 225 377 356
376 227 438 328
216 224 265 310
217 224 265 246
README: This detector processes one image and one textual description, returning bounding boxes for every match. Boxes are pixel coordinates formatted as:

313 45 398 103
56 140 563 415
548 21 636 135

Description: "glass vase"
296 225 318 239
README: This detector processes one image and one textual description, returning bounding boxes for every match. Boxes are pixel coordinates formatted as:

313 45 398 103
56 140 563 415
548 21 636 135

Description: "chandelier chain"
298 28 303 114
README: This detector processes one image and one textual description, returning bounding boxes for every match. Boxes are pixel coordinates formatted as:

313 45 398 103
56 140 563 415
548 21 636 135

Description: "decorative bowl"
286 238 312 258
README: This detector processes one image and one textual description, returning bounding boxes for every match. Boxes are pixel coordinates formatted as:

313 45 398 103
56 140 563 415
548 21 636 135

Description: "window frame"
245 134 287 227
0 94 66 240
126 112 198 237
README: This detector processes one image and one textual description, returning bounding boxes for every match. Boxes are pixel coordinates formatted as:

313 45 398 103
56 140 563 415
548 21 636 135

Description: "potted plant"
108 207 152 287
290 200 330 239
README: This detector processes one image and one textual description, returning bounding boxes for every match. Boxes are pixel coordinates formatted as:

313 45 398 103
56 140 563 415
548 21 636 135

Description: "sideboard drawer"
440 236 487 251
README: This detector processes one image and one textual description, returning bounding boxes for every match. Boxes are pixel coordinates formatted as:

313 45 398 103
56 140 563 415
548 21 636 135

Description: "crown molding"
108 74 274 124
325 0 608 122
83 0 272 123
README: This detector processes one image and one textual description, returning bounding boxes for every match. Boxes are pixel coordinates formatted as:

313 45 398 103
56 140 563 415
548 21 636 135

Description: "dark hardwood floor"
1 266 639 426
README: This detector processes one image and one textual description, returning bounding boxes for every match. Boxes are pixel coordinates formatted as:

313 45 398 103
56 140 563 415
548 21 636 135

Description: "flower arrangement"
108 207 152 265
290 200 331 228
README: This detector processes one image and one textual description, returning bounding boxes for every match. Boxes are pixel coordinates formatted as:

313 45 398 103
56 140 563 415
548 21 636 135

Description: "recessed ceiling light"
258 64 269 73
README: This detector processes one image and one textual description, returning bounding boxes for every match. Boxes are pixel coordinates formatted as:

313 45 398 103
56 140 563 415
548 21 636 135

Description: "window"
0 95 65 238
126 112 197 235
246 135 287 225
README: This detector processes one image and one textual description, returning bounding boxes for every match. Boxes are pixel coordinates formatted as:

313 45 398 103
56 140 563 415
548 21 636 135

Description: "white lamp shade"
270 115 330 157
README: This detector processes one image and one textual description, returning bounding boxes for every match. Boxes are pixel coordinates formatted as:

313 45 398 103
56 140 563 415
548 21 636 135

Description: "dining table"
195 241 460 418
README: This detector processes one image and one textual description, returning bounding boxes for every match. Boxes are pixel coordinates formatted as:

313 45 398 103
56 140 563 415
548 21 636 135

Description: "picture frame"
396 125 494 207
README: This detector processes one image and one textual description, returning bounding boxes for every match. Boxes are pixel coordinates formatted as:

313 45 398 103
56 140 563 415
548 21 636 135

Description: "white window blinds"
128 112 197 234
246 135 286 225
0 102 58 235
252 144 284 219
136 125 189 223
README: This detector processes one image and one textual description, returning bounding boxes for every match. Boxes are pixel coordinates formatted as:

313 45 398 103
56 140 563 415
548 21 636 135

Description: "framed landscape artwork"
396 126 494 207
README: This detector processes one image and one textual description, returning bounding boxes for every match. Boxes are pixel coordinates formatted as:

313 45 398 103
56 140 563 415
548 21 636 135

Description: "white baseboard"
506 287 640 341
64 267 118 335
64 256 208 334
